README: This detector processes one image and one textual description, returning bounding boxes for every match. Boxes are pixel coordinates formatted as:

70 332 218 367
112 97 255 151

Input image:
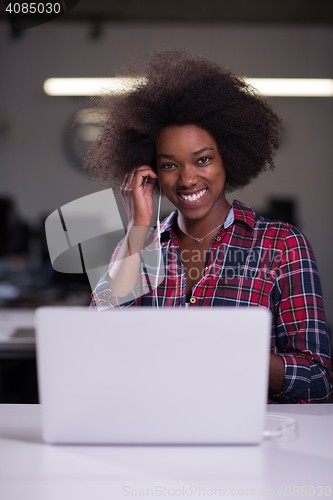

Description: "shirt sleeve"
271 226 332 403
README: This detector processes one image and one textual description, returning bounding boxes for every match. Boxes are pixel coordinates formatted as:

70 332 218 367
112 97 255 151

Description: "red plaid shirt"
91 200 332 404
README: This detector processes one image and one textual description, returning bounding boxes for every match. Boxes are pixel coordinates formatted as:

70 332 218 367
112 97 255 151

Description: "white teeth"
180 189 207 202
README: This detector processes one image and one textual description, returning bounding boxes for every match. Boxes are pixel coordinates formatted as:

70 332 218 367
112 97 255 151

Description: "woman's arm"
91 166 158 309
108 225 150 297
271 226 332 402
106 166 158 297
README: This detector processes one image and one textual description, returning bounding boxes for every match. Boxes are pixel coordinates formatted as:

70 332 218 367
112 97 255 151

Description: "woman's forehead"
156 125 217 154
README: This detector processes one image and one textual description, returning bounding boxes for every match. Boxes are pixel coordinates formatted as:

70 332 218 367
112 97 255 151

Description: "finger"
129 169 148 191
141 175 148 189
142 175 158 197
134 166 157 177
123 167 157 194
121 173 130 192
132 171 150 190
123 169 137 191
132 168 157 188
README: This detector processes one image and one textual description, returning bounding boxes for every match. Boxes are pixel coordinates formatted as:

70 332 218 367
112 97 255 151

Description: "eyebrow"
157 147 215 160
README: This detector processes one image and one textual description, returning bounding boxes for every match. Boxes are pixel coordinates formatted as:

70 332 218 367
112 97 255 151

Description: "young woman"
86 50 332 404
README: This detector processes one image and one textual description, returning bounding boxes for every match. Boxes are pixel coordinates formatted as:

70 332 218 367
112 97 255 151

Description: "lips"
178 188 207 202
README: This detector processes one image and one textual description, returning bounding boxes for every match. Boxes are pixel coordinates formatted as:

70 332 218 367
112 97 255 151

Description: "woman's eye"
197 156 211 164
162 163 176 169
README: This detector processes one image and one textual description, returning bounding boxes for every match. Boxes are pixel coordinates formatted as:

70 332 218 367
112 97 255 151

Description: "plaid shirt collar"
159 199 256 236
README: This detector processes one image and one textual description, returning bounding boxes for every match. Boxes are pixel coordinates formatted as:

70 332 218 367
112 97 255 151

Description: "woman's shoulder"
232 199 314 253
232 199 305 234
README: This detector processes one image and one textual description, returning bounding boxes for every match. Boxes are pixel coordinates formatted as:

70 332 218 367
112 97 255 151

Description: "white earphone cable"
155 180 162 308
263 414 296 438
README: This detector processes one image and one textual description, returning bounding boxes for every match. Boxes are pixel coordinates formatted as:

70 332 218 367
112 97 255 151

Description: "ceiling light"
43 77 333 97
43 77 146 96
247 78 333 97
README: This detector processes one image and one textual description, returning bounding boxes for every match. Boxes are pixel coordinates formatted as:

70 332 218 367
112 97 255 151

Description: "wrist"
129 218 152 228
269 353 285 395
125 225 150 255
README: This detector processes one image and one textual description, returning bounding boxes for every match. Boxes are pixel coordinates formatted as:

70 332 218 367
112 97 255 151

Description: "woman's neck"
176 200 231 241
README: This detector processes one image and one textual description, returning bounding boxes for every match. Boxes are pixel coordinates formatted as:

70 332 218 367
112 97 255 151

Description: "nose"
178 164 198 188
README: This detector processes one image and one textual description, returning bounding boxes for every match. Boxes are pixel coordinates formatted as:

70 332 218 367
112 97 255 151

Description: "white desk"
0 404 332 500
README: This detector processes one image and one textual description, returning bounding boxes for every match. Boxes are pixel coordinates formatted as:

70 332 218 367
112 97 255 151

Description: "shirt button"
216 236 222 241
190 297 196 304
204 266 208 271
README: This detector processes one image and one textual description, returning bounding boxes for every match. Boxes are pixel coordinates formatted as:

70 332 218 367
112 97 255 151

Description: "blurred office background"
0 0 333 402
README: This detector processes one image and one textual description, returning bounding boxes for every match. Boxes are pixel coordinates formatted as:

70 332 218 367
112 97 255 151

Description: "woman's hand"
121 166 158 227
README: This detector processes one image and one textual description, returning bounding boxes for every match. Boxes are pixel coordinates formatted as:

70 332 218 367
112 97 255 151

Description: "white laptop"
35 307 271 445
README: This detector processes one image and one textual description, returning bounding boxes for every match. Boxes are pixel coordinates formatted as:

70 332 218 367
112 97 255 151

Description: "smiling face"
155 124 230 225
